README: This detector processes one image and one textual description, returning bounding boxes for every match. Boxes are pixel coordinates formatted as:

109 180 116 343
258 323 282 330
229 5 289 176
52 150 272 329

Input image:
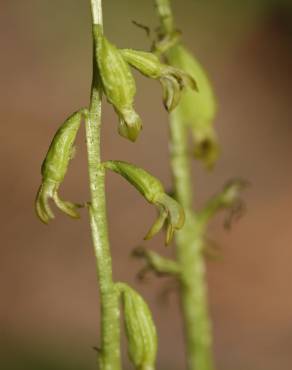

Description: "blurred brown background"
1 1 292 369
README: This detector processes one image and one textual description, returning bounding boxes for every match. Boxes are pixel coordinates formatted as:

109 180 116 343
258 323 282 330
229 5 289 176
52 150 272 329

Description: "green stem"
155 1 215 370
154 0 175 35
86 1 121 369
91 0 103 25
170 113 214 370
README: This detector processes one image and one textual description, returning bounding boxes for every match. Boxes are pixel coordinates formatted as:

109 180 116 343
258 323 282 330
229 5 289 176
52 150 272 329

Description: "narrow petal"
160 75 182 112
35 181 56 224
144 207 168 241
53 193 81 219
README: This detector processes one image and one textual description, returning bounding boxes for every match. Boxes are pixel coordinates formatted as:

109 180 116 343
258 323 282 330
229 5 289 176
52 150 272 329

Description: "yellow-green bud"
94 26 142 142
199 178 248 227
120 48 197 112
104 160 185 245
117 283 157 370
166 44 219 168
35 110 84 223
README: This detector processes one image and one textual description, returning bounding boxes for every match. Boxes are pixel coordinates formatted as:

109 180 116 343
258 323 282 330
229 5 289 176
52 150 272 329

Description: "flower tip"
118 110 142 142
194 138 220 169
144 208 168 241
177 207 186 229
143 223 161 241
35 180 82 223
223 178 249 202
35 205 52 225
161 76 182 112
186 74 198 92
143 233 152 241
35 183 55 224
164 207 185 246
53 193 82 220
165 225 174 246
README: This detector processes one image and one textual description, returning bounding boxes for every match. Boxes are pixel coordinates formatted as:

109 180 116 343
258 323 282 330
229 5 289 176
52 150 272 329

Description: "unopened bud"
117 283 157 370
94 26 142 142
199 178 248 227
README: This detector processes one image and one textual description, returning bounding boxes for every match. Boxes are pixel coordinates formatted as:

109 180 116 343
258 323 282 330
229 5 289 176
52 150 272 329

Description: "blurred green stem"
154 0 174 34
169 114 214 370
86 1 121 369
155 1 214 370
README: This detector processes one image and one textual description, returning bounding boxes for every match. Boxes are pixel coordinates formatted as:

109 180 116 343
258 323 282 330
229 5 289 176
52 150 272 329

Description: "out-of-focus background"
1 0 292 369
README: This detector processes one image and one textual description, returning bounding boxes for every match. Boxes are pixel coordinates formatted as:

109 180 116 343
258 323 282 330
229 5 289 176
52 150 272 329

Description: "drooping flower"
104 160 185 245
120 48 197 112
35 109 84 223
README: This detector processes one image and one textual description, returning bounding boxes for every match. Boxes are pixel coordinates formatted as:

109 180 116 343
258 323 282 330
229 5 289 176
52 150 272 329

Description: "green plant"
35 1 196 369
36 1 245 370
132 1 246 370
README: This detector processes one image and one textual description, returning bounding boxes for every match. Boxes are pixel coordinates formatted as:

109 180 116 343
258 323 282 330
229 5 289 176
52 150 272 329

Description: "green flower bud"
94 26 142 142
117 283 157 370
166 44 219 169
220 179 247 208
199 178 248 227
104 160 185 245
35 110 84 223
120 48 197 112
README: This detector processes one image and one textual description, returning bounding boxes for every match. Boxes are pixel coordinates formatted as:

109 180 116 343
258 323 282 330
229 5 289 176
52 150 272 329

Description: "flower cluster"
94 25 196 142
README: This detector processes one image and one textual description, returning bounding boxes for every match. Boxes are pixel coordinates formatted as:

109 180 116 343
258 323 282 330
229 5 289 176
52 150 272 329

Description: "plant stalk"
86 1 121 369
154 1 214 369
169 113 214 370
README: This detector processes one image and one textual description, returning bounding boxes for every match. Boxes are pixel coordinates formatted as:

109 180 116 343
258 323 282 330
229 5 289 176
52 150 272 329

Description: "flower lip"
35 179 81 224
